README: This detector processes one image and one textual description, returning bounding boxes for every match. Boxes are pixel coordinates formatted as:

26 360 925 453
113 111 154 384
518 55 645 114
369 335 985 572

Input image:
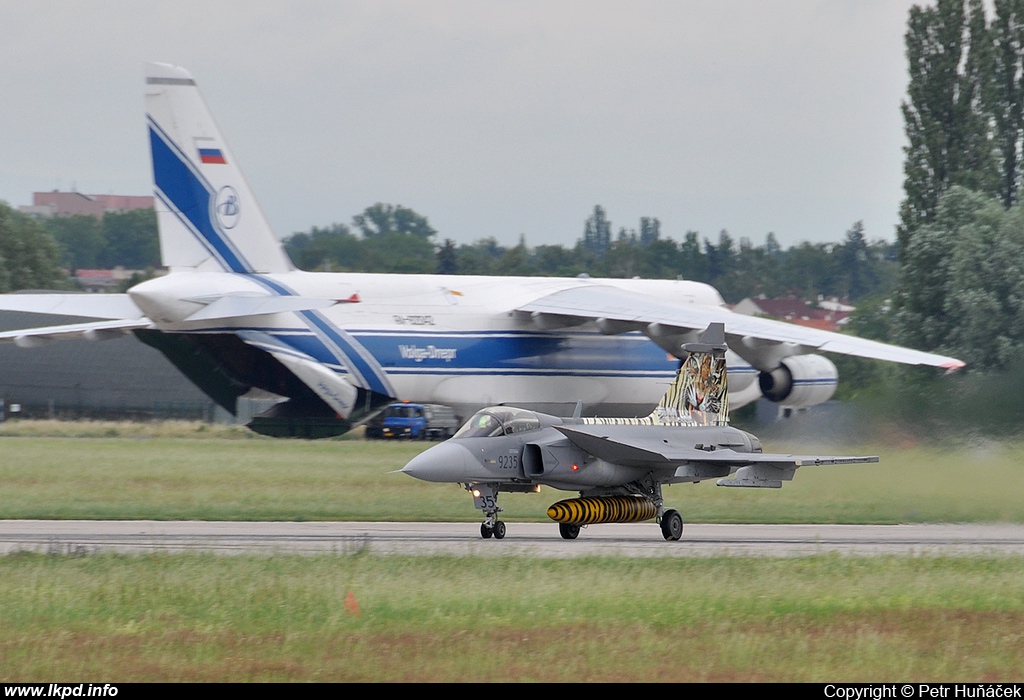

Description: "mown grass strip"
1 553 1022 681
0 432 1022 522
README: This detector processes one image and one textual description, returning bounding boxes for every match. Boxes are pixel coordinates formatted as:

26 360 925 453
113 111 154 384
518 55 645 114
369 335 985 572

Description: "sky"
0 1 927 249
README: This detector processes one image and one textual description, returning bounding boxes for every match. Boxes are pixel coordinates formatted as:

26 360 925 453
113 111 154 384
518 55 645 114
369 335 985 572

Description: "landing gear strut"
467 483 506 540
627 477 684 542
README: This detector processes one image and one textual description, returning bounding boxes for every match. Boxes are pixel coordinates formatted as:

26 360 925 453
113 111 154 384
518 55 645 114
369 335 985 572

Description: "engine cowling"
757 354 838 408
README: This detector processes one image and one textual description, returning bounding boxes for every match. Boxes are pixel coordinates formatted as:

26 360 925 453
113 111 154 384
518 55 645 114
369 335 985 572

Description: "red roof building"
22 191 153 219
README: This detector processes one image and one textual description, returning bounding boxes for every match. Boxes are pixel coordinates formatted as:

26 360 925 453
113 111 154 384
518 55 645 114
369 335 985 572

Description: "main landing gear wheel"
661 509 683 541
558 523 580 540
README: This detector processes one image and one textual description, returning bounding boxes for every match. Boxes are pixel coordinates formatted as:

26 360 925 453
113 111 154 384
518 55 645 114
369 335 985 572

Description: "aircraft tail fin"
652 322 729 426
580 323 729 428
145 63 293 274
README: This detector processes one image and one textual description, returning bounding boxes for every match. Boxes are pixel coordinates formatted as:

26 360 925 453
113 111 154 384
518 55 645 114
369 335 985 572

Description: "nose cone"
401 442 479 483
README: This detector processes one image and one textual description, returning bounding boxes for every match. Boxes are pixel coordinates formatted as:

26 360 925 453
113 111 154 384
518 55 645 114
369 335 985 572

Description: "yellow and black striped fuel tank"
546 496 657 525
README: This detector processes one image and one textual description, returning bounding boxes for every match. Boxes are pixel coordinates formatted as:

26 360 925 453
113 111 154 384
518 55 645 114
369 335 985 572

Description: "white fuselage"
129 271 761 418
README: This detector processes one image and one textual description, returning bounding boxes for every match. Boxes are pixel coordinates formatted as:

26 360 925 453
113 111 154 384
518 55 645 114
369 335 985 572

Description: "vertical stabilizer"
581 323 729 427
658 322 729 426
145 63 293 273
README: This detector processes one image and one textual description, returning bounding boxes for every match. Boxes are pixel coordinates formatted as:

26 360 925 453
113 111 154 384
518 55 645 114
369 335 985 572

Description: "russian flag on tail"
198 147 227 164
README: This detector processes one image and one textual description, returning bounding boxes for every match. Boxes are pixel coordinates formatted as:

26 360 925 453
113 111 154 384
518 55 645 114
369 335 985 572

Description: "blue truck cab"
380 402 459 440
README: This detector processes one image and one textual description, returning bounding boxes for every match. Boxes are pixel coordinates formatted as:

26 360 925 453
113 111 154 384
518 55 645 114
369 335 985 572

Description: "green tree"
894 186 994 358
532 244 578 276
456 238 505 275
900 0 996 251
436 238 458 274
43 215 105 270
582 205 611 257
98 209 160 269
834 221 878 300
353 203 436 239
990 0 1024 207
0 203 68 292
285 223 360 271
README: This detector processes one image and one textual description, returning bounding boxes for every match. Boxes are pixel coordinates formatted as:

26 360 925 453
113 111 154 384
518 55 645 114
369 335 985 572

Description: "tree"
44 215 105 270
98 209 160 269
582 205 611 257
893 186 999 360
0 203 67 292
436 238 458 274
900 0 996 252
989 0 1024 208
639 217 660 246
834 221 879 300
285 223 360 271
353 203 436 239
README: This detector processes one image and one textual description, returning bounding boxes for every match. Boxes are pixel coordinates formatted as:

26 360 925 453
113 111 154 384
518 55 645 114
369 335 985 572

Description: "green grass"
1 553 1022 681
2 421 1022 682
0 425 1022 522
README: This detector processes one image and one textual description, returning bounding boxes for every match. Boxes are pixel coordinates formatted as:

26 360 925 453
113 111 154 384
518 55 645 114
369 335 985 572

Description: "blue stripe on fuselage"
191 322 759 379
249 276 396 397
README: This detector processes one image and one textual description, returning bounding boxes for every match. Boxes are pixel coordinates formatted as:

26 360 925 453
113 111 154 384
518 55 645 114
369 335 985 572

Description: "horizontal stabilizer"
0 293 145 320
184 295 339 322
0 319 152 346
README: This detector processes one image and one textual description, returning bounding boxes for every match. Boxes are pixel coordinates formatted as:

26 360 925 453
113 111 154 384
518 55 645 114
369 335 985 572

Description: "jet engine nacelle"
757 354 838 408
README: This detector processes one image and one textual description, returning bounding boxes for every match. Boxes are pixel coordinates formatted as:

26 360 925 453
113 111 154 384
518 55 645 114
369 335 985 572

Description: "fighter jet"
401 322 878 540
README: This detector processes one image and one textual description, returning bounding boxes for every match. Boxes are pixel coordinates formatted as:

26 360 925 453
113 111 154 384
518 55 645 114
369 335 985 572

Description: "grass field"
2 552 1023 681
2 420 1023 681
0 420 1021 522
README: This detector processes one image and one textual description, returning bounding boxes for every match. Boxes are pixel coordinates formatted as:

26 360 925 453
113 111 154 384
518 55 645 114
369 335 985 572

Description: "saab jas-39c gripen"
402 323 879 540
0 64 963 437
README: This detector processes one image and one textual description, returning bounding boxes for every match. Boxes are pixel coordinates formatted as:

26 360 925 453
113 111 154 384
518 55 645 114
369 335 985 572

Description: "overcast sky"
0 1 927 249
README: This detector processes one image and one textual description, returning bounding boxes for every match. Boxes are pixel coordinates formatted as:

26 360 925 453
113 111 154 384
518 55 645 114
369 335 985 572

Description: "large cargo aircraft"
0 63 963 437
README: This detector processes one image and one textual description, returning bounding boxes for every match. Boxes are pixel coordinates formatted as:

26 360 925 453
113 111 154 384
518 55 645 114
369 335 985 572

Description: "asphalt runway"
2 520 1024 557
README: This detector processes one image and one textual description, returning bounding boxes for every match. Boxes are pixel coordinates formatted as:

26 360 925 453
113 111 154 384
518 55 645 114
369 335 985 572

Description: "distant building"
19 191 153 219
71 267 161 293
733 295 854 332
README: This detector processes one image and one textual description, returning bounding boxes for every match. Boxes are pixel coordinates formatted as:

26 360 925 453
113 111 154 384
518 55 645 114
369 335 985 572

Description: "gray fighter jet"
401 323 878 540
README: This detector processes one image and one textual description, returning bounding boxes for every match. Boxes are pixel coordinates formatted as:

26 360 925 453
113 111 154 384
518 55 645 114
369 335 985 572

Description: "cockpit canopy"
454 407 542 438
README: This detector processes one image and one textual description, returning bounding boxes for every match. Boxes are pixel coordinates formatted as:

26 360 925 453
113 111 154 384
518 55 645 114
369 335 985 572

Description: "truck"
378 402 460 440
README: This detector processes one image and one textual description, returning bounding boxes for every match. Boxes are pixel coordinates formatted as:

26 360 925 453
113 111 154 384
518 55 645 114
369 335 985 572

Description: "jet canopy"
454 407 542 438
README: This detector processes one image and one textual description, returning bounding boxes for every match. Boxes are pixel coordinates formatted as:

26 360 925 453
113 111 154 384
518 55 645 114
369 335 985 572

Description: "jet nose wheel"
660 509 683 541
558 523 580 540
481 521 506 539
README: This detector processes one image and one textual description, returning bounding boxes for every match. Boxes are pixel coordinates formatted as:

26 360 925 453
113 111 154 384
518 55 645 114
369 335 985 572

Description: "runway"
2 520 1024 557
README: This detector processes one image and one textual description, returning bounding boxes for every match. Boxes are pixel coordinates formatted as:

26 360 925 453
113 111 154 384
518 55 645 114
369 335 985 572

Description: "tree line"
1 198 898 308
286 204 899 306
893 0 1024 370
